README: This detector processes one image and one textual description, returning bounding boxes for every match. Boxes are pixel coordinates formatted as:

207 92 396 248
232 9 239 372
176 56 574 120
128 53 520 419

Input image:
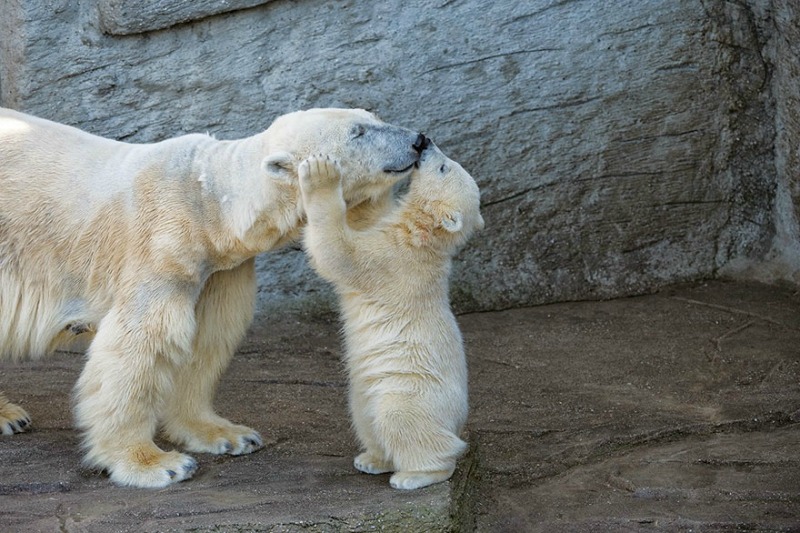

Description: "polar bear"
298 144 484 490
0 107 427 487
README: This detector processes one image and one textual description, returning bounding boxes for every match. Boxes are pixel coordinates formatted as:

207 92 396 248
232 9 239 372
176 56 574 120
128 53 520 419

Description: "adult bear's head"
261 108 428 206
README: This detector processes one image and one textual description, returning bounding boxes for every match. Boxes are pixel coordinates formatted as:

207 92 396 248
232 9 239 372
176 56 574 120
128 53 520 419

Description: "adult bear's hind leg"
161 259 263 456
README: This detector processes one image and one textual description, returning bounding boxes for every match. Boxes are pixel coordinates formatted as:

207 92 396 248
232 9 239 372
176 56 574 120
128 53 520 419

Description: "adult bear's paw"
106 445 198 488
0 396 31 435
164 416 264 456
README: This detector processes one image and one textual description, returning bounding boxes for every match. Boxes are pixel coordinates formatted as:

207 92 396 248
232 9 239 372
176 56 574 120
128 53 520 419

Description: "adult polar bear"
0 107 427 487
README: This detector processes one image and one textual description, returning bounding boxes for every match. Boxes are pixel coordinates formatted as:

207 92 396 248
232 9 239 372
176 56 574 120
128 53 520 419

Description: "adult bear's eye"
351 124 366 139
439 164 447 174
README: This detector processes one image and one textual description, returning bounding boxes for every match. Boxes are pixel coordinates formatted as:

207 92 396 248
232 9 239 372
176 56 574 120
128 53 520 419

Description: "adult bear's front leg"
74 290 199 488
160 259 263 456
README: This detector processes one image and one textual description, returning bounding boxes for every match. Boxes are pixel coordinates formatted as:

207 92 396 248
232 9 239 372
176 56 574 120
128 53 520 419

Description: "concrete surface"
3 1 798 313
1 280 798 532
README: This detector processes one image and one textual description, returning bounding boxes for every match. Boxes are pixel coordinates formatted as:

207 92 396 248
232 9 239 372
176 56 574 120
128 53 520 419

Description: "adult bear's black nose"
412 133 430 154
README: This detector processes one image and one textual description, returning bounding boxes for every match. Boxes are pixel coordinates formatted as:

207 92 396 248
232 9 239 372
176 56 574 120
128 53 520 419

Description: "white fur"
299 147 484 490
0 107 421 487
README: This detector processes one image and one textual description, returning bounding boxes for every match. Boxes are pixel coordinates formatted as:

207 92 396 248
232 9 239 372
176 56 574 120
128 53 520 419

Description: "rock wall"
720 0 800 284
771 0 800 282
0 0 795 317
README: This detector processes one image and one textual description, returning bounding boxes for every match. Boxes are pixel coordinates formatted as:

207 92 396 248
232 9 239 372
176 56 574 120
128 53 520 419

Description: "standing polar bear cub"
0 107 427 487
299 144 484 489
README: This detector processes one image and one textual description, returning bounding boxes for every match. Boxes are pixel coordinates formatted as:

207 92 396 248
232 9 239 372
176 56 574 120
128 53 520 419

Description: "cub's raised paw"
106 445 198 488
0 394 31 435
389 469 454 490
298 155 341 193
354 452 393 475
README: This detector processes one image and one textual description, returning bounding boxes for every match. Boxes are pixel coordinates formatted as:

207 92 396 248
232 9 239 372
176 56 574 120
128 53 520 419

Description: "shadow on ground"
1 281 799 531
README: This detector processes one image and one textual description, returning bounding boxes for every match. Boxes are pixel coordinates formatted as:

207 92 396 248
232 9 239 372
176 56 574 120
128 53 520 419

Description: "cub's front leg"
298 155 345 227
299 156 359 284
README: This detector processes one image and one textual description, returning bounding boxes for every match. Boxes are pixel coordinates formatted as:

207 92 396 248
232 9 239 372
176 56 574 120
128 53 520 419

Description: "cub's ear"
440 211 463 233
261 152 295 182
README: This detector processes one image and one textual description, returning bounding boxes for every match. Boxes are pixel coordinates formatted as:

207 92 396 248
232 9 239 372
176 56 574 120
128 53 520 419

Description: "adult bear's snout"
412 133 430 154
382 130 431 174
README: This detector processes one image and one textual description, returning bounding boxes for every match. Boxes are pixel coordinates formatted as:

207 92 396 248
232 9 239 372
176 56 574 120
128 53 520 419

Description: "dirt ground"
1 280 799 532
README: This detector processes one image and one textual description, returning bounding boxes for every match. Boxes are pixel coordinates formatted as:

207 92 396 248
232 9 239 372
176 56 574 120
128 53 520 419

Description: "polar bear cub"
299 145 483 489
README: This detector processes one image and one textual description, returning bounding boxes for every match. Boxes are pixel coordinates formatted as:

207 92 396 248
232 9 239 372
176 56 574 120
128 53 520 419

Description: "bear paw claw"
0 401 31 436
354 452 393 475
232 431 263 455
167 420 264 456
299 155 341 193
107 449 198 488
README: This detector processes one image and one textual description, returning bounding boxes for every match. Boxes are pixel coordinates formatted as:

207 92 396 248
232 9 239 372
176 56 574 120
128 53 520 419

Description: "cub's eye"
351 124 366 139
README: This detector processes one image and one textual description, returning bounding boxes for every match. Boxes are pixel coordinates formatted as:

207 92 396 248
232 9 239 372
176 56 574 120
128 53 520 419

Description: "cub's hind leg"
375 396 467 490
0 392 30 435
349 384 392 475
160 259 263 456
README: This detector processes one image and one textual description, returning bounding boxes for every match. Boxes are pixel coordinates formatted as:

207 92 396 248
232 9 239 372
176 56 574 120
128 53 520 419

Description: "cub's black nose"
412 133 430 154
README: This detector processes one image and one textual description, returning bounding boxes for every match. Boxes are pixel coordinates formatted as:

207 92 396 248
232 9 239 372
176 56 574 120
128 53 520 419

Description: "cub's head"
262 108 426 206
401 144 484 252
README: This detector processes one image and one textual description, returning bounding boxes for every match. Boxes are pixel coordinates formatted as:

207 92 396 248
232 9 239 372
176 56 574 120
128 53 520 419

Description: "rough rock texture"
771 1 800 277
97 0 274 35
721 0 800 284
1 281 798 531
0 0 797 316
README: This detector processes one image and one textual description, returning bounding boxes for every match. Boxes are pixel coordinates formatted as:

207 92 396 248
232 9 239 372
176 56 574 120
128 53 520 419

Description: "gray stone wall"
772 0 800 281
0 0 796 318
720 0 800 284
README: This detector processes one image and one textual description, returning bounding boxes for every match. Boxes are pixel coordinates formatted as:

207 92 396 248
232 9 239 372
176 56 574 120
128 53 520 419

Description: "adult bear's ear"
261 152 295 182
440 211 463 233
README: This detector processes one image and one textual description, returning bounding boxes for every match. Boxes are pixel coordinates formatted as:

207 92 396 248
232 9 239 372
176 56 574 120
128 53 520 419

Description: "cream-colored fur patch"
0 107 424 488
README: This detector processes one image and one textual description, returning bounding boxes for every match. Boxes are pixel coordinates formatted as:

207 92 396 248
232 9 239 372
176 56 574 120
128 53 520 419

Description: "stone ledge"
96 0 274 35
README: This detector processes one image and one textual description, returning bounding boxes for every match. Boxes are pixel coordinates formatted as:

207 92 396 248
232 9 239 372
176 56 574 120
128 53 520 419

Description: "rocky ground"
1 280 799 532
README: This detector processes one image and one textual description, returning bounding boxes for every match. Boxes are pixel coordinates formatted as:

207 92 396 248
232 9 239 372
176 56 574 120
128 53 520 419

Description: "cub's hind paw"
354 452 393 475
298 155 341 192
390 469 454 490
0 395 31 435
